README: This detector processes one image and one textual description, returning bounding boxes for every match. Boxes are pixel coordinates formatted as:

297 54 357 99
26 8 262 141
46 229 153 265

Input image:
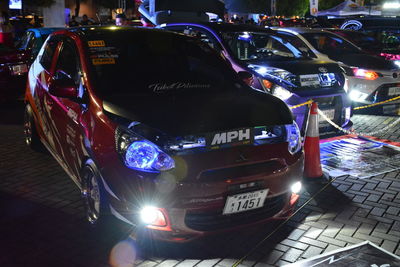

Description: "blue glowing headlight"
116 128 175 172
124 140 175 172
285 122 302 154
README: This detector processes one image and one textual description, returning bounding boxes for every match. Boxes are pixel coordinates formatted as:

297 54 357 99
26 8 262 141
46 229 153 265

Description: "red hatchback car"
24 26 304 242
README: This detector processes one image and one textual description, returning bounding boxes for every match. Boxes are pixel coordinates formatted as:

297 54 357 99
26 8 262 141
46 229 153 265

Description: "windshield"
220 31 309 61
88 30 239 98
333 31 381 49
303 32 361 55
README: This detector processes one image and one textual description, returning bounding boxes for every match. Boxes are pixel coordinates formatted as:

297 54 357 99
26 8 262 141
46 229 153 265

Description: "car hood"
246 59 342 75
102 87 293 136
329 53 397 70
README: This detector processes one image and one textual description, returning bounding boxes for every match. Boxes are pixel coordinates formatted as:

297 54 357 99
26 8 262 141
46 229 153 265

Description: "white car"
273 27 400 114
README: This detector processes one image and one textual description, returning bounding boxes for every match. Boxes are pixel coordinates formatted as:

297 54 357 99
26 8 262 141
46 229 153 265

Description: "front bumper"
103 152 304 242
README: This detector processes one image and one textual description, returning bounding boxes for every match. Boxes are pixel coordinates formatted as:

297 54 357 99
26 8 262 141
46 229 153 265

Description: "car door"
34 35 61 154
47 37 88 178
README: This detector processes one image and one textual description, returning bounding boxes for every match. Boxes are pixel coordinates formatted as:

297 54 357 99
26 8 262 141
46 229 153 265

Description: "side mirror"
238 71 254 86
48 70 78 99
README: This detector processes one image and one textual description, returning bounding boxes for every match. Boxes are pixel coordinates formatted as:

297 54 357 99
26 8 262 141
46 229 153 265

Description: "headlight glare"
140 206 167 226
349 90 368 102
248 64 293 81
291 181 302 194
273 86 293 101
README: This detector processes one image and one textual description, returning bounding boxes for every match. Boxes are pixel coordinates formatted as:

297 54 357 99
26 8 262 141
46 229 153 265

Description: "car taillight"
352 68 379 80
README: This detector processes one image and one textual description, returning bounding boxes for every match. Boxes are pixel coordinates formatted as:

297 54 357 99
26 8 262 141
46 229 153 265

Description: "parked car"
275 28 400 115
160 22 352 134
25 26 304 241
327 29 400 63
0 27 61 102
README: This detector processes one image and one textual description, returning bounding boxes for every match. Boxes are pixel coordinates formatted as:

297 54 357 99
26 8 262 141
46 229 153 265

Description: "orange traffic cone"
303 102 325 180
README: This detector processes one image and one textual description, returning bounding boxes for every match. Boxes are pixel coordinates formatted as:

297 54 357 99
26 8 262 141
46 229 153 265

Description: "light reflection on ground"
109 239 137 267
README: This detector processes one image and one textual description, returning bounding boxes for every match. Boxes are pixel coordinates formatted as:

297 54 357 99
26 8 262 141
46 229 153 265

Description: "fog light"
273 86 293 101
140 206 167 226
349 90 368 102
291 181 302 194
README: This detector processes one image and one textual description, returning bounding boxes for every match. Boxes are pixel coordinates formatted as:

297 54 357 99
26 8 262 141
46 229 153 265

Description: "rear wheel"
24 104 43 151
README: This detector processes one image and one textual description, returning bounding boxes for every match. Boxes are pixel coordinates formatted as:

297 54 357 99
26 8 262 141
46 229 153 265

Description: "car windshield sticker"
89 46 119 64
149 83 211 92
88 40 105 47
92 58 115 65
206 128 254 149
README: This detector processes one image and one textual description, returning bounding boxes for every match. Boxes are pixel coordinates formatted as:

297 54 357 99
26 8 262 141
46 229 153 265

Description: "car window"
303 32 361 55
221 31 305 61
55 39 81 86
277 31 317 57
166 26 221 51
16 31 33 50
40 36 59 70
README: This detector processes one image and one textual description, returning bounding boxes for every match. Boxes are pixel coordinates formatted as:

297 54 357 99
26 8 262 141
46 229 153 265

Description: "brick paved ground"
1 102 400 267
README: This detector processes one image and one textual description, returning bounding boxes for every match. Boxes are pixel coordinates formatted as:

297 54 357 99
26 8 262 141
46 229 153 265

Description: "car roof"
163 22 275 33
54 25 180 40
274 27 330 34
45 26 192 47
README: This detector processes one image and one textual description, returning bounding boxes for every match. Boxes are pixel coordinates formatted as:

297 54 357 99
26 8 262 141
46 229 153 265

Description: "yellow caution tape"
290 99 313 110
354 95 400 110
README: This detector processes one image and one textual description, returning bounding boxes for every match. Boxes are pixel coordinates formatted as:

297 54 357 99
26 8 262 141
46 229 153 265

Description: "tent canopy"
317 0 381 16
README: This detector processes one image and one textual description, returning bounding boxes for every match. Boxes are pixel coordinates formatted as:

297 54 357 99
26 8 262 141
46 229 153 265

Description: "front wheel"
81 164 108 225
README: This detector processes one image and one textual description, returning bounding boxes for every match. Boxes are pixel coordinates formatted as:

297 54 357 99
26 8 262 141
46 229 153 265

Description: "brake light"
352 68 379 80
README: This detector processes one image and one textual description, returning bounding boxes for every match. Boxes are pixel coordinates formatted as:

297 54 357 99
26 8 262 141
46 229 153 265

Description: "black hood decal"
103 88 293 136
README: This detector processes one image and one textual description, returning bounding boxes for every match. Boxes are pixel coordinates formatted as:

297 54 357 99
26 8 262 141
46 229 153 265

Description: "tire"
24 104 43 151
81 163 110 225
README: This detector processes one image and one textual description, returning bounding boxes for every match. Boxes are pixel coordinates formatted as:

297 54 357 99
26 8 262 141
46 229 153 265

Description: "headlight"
273 86 293 101
395 60 400 68
248 64 294 81
285 122 302 154
352 68 379 80
116 129 175 172
349 90 368 102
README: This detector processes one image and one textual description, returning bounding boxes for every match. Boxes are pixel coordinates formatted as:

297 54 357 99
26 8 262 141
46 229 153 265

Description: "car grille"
184 193 288 231
198 160 286 182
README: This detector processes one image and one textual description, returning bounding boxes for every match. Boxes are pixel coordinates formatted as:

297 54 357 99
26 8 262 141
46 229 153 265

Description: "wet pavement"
1 101 400 266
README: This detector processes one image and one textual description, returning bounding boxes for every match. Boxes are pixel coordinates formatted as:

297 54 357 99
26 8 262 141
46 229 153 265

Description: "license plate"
388 87 400 96
319 109 335 122
300 74 320 86
11 64 28 75
222 189 268 215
